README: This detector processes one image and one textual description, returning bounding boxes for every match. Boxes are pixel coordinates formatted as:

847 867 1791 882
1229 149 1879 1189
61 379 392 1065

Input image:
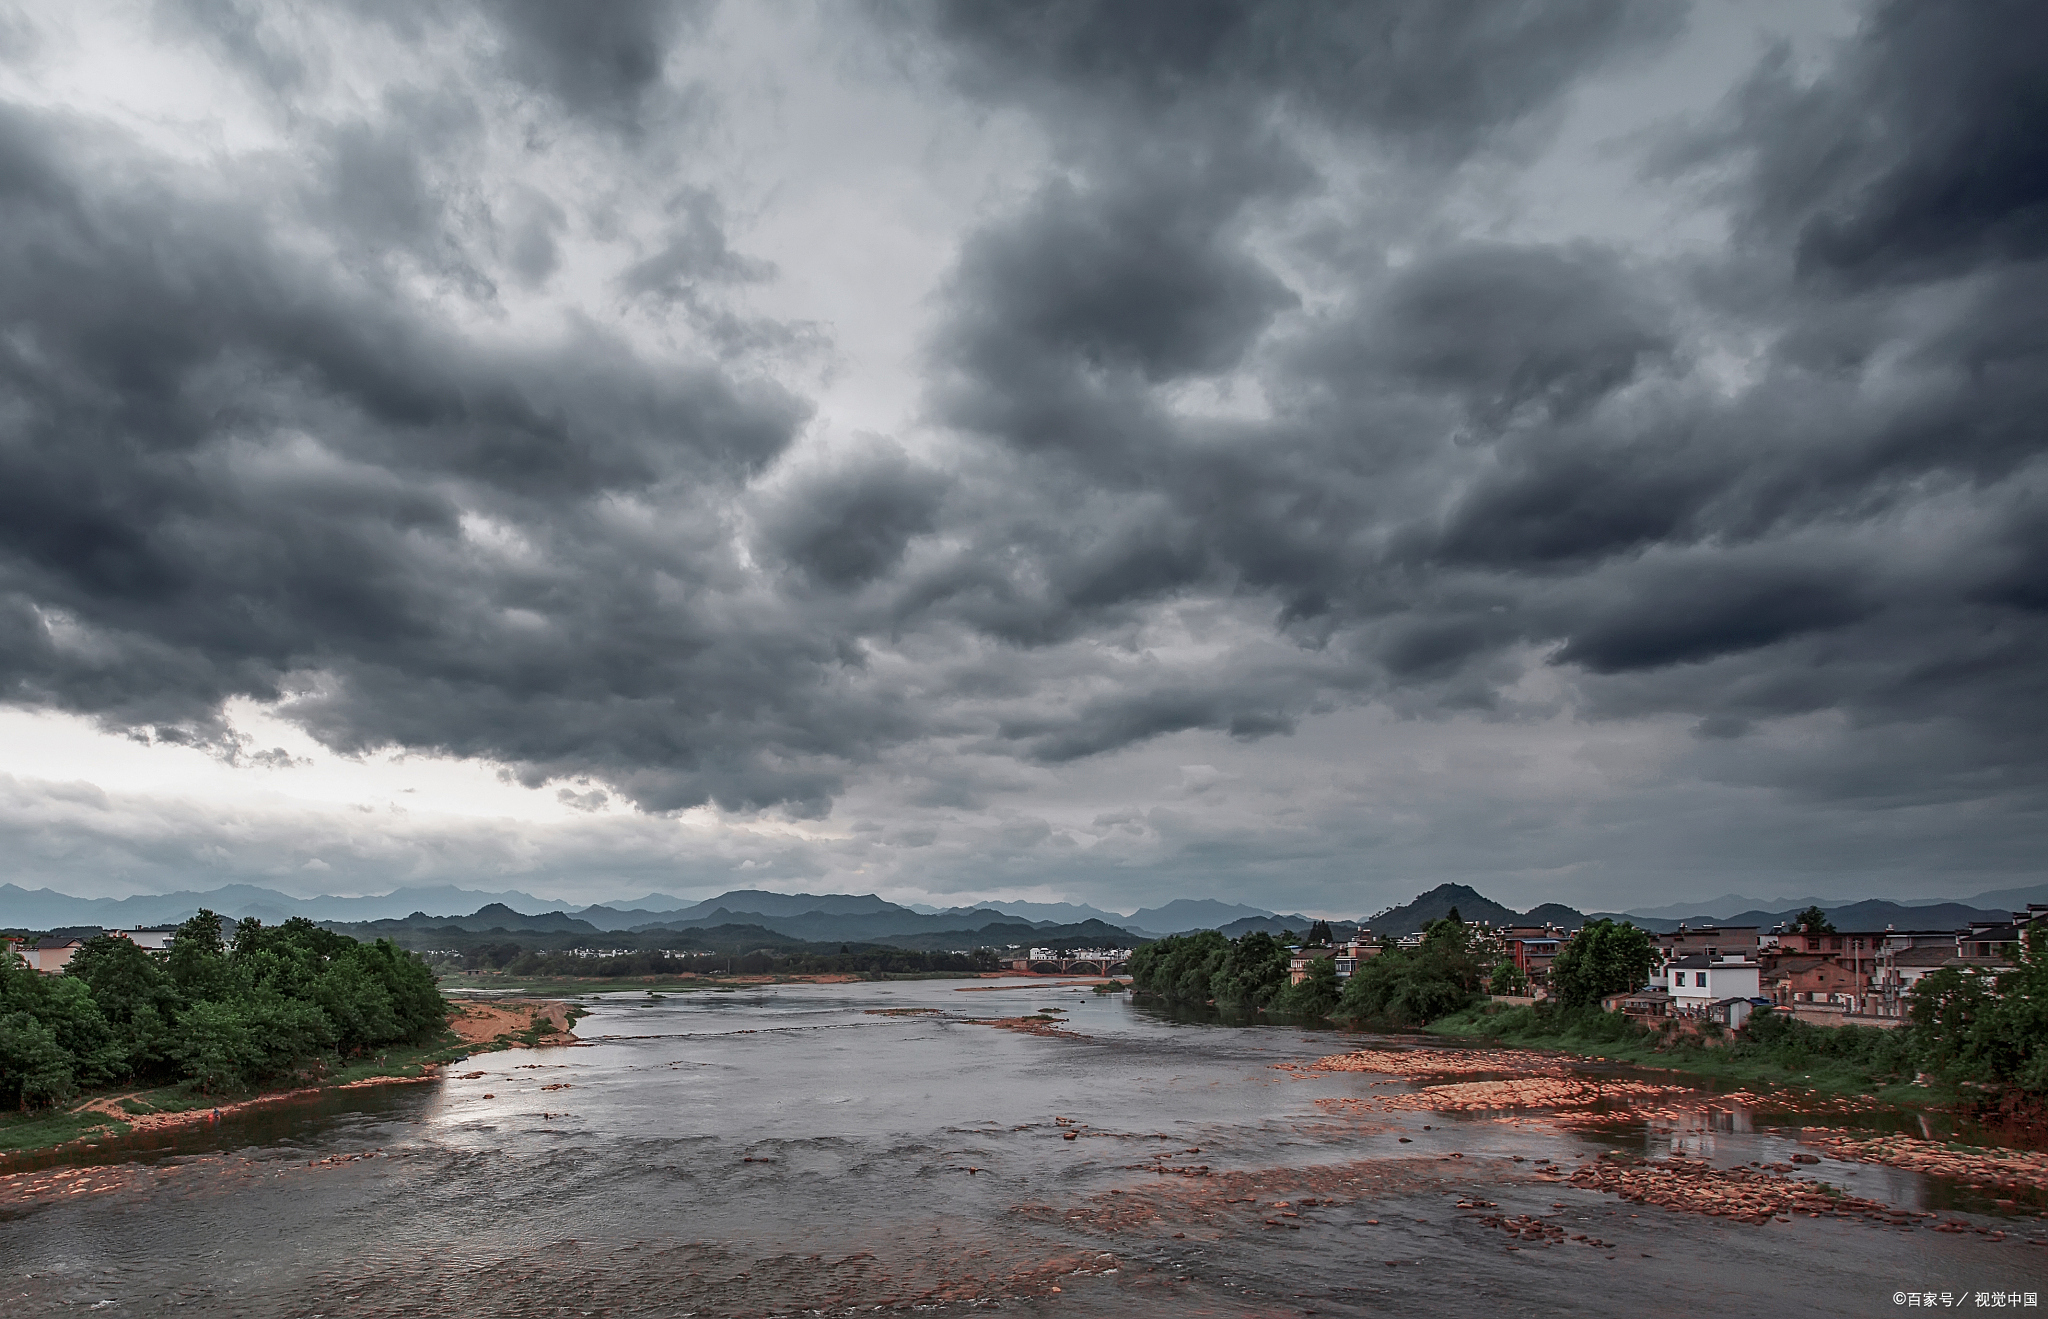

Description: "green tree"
0 1011 76 1110
169 910 238 1002
1794 906 1836 936
1274 954 1340 1018
1306 920 1333 946
1910 927 2048 1090
1210 931 1290 1010
34 976 119 1090
66 934 180 1078
174 999 258 1093
1128 930 1230 1004
1489 959 1529 997
1336 918 1485 1026
1549 920 1657 1010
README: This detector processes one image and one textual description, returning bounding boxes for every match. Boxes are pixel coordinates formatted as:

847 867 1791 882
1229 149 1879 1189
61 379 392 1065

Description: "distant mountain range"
1354 883 2034 937
7 876 2039 945
1609 898 2017 935
321 905 1143 957
0 883 575 930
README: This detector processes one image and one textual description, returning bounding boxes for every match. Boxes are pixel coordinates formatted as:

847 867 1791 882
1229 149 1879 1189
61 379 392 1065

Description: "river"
2 977 2041 1316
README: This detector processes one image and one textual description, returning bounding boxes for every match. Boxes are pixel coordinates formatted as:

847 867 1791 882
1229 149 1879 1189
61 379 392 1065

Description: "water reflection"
2 978 2039 1317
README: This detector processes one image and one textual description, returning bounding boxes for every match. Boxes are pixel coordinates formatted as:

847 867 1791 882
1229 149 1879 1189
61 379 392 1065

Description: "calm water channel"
3 977 2041 1316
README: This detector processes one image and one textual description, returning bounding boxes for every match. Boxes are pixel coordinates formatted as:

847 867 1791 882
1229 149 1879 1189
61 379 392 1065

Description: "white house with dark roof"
1666 954 1761 1016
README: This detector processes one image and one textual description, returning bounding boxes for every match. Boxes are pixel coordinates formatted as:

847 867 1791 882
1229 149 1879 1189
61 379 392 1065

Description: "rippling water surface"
3 978 2040 1316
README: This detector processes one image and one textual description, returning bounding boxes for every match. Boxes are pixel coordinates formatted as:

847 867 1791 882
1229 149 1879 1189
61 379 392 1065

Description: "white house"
1666 955 1761 1016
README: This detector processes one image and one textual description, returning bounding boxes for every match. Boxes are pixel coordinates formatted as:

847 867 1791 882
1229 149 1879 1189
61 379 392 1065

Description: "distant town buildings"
1287 936 1380 985
1603 903 2047 1028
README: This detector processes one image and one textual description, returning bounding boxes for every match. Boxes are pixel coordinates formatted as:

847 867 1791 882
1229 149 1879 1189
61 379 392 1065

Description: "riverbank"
438 970 1022 997
0 993 583 1160
1421 1001 1956 1107
1303 1039 2048 1210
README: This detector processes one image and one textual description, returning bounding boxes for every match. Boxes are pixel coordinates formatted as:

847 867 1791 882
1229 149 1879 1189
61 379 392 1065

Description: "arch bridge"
1009 956 1130 976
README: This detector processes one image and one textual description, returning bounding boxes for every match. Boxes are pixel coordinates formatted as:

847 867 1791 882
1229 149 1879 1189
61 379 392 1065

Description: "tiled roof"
1889 946 1963 967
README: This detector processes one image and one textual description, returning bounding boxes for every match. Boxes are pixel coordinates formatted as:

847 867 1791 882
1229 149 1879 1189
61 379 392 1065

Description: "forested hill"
1366 885 1566 936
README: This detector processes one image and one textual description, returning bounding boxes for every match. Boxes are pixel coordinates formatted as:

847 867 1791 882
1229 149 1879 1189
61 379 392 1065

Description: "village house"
1656 925 1760 960
1870 945 1973 1011
25 936 87 973
1665 954 1761 1017
1287 936 1381 985
1961 905 2047 959
1501 927 1565 991
1287 945 1333 985
1707 997 1758 1029
1603 986 1672 1019
1767 954 1865 1008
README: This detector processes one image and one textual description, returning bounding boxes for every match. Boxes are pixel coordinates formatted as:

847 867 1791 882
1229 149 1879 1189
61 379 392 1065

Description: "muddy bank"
1813 1133 2048 1200
445 998 580 1047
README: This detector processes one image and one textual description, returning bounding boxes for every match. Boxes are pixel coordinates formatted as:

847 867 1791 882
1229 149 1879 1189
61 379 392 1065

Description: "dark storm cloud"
920 0 1683 157
4 0 2046 887
1365 242 1673 429
754 444 946 590
0 94 898 816
1710 0 2048 286
896 0 2048 810
492 0 708 127
1550 558 1872 674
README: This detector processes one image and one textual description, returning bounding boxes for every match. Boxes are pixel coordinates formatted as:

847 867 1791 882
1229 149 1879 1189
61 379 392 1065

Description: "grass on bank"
0 1006 583 1159
0 1107 132 1156
1426 1001 1956 1105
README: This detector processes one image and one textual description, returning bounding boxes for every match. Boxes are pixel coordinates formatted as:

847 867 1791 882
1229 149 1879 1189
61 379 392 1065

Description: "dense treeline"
1127 930 1334 1017
445 944 1005 978
343 921 810 961
1907 928 2048 1092
0 912 442 1110
1132 915 2048 1097
1131 916 1504 1022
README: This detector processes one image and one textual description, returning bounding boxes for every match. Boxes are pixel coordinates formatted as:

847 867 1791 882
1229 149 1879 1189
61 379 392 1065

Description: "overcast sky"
0 0 2042 918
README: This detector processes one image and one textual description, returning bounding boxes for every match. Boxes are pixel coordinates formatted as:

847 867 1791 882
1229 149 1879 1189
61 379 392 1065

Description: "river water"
3 978 2042 1316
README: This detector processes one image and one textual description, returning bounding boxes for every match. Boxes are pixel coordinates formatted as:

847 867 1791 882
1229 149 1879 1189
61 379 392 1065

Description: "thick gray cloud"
890 0 2048 819
0 0 2042 911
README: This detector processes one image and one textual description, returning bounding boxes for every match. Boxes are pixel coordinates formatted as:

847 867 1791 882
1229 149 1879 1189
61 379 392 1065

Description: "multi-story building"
1501 927 1565 991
